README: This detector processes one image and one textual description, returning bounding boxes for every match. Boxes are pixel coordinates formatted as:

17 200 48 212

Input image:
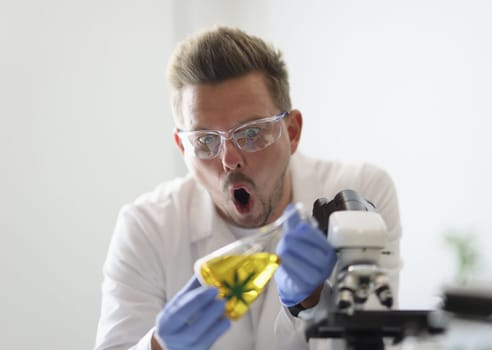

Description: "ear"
285 109 303 154
173 128 185 155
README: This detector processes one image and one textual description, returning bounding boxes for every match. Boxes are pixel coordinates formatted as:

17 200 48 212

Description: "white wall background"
1 1 491 349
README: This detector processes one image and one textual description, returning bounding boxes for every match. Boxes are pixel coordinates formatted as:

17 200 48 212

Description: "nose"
220 138 244 171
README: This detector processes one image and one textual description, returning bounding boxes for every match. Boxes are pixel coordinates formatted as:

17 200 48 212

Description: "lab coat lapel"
188 182 237 260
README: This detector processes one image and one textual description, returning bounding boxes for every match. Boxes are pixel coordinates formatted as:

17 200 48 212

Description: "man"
95 26 402 350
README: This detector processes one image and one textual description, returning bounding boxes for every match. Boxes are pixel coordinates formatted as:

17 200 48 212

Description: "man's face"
174 72 302 228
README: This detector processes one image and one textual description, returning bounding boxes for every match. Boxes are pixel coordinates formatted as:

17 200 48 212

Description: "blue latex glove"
155 276 231 350
275 204 337 306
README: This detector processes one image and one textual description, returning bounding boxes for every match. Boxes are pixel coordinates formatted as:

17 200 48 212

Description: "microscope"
313 190 392 314
306 190 446 349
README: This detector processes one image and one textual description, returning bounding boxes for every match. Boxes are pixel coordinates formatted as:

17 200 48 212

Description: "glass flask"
194 203 312 320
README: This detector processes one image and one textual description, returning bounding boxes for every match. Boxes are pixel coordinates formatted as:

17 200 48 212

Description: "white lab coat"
94 152 402 350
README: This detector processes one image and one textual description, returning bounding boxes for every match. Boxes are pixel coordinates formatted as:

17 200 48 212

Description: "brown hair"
167 26 291 125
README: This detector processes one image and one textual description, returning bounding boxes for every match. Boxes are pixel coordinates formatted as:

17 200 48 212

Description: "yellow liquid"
199 253 280 320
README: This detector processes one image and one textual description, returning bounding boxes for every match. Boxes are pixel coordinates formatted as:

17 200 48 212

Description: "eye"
243 127 261 138
197 133 218 145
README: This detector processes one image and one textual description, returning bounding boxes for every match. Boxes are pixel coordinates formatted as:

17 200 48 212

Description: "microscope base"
305 310 446 349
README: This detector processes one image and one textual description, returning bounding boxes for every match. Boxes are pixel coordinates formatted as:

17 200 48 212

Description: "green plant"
443 229 479 285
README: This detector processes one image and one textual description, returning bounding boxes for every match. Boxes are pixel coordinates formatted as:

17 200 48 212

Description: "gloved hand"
155 276 231 350
275 204 337 307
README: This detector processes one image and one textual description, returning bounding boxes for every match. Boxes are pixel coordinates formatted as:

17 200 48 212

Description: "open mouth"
233 187 253 213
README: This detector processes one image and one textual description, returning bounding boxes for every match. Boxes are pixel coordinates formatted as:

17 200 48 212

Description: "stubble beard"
262 159 290 225
242 158 290 228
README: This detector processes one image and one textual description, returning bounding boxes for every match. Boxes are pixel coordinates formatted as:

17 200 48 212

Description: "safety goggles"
177 111 289 159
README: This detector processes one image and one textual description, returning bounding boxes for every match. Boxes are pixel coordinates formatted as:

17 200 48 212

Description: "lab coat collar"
291 152 323 210
187 179 238 251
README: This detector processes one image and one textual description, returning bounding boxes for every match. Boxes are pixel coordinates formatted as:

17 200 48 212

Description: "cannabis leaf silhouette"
222 270 255 305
